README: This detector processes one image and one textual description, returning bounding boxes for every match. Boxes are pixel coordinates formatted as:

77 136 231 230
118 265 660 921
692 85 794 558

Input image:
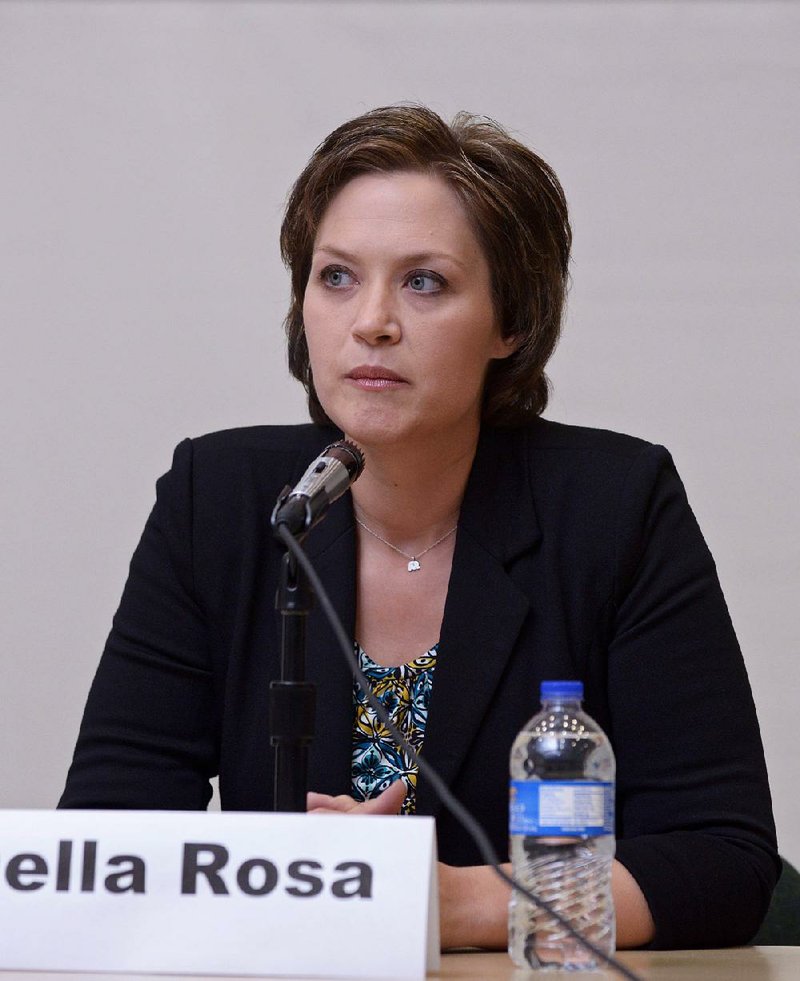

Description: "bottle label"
509 780 614 836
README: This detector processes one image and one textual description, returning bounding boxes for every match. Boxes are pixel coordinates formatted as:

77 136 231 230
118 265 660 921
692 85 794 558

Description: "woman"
61 105 778 951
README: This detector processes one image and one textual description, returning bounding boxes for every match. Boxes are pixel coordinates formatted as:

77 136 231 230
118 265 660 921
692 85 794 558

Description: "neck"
347 425 480 543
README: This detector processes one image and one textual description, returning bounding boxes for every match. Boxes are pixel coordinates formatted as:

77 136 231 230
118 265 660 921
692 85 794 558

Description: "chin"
318 390 482 453
340 418 414 451
320 400 415 449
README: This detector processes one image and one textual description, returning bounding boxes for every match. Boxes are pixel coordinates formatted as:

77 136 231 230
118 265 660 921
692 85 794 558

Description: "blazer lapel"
415 428 541 817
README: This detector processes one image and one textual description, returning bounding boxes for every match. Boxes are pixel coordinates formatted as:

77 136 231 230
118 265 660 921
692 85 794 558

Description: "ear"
490 331 521 361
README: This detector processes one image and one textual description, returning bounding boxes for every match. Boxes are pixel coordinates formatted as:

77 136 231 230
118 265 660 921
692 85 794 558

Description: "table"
0 947 797 980
439 946 798 979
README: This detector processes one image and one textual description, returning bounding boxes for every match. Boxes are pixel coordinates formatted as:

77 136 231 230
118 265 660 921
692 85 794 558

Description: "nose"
351 281 401 345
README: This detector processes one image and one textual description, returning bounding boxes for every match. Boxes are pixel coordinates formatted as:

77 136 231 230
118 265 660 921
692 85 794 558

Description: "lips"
344 364 409 392
347 365 407 382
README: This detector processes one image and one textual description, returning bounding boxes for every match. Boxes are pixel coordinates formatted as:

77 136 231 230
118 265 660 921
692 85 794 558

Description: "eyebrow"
313 245 469 272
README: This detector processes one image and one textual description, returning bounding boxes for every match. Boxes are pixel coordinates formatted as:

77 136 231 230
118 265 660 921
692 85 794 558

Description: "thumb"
362 778 407 815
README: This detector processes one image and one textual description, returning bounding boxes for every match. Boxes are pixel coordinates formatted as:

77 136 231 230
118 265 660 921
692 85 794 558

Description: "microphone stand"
267 441 365 814
270 493 316 813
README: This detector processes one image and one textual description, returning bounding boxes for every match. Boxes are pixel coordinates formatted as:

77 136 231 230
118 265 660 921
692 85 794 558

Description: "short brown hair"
280 105 571 426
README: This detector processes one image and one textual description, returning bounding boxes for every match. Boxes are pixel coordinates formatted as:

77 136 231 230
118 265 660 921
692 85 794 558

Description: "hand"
306 778 407 815
438 862 511 950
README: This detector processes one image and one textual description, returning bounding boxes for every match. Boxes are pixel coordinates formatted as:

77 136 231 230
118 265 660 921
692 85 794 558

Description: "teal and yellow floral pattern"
351 643 438 815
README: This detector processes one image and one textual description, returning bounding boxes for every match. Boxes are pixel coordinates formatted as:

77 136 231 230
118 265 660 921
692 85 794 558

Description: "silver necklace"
354 515 458 573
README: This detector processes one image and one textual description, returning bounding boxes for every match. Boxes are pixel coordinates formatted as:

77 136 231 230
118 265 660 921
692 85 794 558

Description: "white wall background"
1 1 798 866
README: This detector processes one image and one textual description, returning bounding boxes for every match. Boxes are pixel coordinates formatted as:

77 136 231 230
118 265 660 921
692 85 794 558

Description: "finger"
307 792 336 810
307 792 359 813
361 778 407 815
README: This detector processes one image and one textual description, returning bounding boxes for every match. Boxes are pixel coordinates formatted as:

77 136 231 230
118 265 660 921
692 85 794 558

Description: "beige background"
1 2 798 867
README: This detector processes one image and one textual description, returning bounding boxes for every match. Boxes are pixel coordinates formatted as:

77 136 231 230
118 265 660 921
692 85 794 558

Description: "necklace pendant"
407 559 421 572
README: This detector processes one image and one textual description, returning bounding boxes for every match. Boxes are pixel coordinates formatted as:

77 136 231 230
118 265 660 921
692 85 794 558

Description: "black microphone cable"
274 523 643 981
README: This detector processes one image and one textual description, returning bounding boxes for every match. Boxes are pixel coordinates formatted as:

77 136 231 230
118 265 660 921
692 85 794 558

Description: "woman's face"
302 170 515 450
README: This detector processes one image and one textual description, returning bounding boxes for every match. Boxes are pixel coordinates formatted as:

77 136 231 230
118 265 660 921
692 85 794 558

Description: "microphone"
271 440 365 538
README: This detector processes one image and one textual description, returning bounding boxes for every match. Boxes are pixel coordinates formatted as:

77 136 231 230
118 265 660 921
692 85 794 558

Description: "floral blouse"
351 643 438 815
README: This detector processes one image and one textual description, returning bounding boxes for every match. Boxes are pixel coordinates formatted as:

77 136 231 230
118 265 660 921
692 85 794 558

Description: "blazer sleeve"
59 438 217 809
609 444 779 948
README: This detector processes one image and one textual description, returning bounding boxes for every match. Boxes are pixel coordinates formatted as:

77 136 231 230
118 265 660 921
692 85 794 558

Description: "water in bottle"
509 680 615 971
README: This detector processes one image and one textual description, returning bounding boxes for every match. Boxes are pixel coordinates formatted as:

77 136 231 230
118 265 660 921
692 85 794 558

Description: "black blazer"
61 419 779 948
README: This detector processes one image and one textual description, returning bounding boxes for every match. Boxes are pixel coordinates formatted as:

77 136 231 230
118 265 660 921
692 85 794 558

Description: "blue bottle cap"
540 680 584 700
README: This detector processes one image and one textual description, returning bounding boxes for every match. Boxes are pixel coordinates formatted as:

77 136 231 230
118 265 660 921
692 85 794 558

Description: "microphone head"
271 439 366 538
323 440 365 483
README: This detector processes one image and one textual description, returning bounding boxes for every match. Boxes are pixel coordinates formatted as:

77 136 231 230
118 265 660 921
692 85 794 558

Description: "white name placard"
0 809 439 980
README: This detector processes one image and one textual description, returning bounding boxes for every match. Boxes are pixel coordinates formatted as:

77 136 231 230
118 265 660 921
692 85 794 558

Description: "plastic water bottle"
508 680 615 971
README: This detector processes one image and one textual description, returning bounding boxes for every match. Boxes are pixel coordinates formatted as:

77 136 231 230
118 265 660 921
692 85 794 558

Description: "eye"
406 270 445 294
320 265 355 288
